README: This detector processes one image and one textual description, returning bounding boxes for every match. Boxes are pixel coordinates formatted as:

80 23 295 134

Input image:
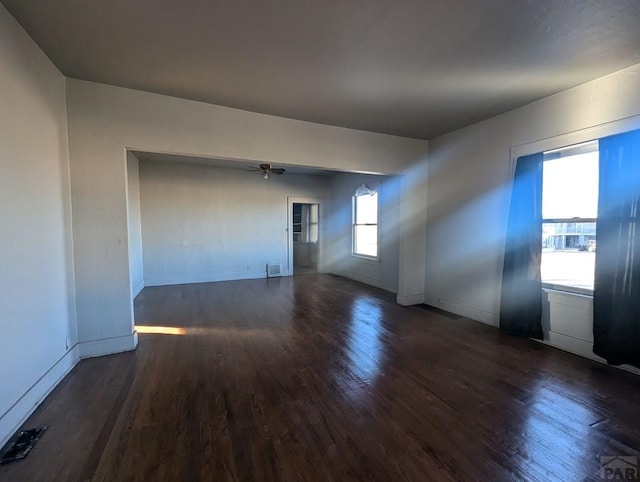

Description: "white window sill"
542 283 593 298
351 254 380 263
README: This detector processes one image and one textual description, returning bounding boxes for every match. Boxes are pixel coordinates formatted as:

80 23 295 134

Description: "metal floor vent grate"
266 263 282 278
0 427 47 465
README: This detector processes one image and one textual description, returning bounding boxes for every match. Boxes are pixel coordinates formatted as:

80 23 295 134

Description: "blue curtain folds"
500 153 544 339
593 129 640 367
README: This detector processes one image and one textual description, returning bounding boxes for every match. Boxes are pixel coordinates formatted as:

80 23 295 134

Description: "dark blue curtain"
500 153 544 339
593 129 640 367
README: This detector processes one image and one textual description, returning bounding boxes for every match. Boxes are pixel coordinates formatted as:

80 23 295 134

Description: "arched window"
352 185 378 258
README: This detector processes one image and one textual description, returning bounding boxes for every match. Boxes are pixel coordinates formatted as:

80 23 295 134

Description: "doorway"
292 203 319 275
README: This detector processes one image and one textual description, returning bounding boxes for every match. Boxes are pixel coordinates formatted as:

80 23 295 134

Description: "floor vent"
0 427 47 465
266 264 282 278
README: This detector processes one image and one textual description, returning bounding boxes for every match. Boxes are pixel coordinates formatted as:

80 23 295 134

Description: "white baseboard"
332 271 398 294
547 331 596 360
422 293 499 326
132 279 145 298
144 270 280 287
0 345 80 449
78 332 138 359
539 332 640 376
396 293 425 306
0 332 140 449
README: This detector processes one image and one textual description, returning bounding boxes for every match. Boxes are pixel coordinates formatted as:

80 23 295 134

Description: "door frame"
287 196 325 275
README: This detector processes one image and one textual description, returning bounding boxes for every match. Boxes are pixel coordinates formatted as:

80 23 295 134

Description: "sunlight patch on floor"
136 325 186 335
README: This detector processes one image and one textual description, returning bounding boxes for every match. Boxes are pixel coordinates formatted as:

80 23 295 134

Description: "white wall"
0 4 77 447
425 63 640 325
126 152 144 297
542 290 640 375
329 173 401 293
397 161 429 305
139 160 331 285
65 79 427 356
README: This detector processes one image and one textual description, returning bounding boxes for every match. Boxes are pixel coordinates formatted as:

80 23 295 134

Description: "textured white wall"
425 63 640 325
328 173 401 293
139 160 331 285
0 3 76 446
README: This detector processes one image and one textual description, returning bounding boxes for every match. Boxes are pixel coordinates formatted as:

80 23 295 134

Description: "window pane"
542 149 599 219
309 204 318 223
308 205 319 242
355 225 378 257
309 223 318 243
541 222 596 290
355 193 378 224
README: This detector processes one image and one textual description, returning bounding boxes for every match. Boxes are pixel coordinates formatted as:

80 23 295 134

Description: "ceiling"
4 0 640 140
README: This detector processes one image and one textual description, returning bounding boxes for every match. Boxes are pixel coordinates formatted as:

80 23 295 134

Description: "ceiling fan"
249 163 286 179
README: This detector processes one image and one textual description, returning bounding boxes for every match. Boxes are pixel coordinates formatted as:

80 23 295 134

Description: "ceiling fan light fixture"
249 163 284 179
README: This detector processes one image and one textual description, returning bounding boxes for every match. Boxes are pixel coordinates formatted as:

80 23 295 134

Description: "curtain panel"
500 153 544 339
593 129 640 367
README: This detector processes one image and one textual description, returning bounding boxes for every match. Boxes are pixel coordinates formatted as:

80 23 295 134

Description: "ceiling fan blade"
271 168 285 175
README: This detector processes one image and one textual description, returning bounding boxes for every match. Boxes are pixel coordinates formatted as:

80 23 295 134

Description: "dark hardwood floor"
2 274 639 481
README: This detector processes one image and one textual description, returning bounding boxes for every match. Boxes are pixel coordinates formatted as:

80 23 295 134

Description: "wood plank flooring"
1 274 639 481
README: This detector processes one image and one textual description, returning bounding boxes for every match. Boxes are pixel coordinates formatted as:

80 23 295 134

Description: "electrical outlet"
412 286 420 294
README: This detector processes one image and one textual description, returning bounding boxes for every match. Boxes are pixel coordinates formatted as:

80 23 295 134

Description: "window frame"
541 216 598 295
509 116 640 299
540 141 598 295
352 186 379 260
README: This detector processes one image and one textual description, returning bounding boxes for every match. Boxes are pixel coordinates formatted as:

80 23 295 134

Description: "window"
308 204 319 243
353 185 378 258
541 141 598 292
292 204 303 242
292 204 318 243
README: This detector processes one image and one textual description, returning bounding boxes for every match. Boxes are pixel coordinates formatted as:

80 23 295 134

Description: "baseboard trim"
539 332 640 376
0 345 80 449
422 294 499 326
144 271 279 287
78 332 138 359
547 331 595 359
332 271 398 294
396 293 425 306
0 331 140 449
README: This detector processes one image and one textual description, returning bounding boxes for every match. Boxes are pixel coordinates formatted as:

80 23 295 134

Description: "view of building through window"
353 190 378 257
541 141 598 291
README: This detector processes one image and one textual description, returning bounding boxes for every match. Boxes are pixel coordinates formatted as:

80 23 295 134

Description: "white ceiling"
4 0 640 139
